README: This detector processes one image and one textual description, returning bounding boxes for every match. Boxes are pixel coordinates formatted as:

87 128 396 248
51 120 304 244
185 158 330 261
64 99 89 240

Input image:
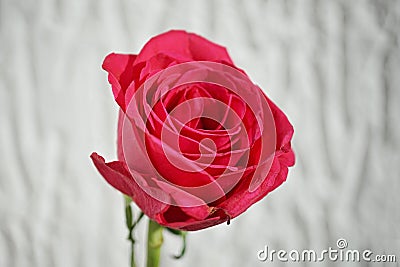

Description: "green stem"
146 220 164 267
130 241 136 267
124 196 142 267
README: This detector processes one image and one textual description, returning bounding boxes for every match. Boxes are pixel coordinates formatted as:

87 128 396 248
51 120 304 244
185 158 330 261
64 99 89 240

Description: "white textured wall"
1 0 399 266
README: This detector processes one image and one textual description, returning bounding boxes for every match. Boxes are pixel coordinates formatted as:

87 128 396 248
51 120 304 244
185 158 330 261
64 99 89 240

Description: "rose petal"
217 157 282 218
153 179 212 220
215 96 295 217
90 152 169 218
102 53 137 110
135 30 233 66
158 206 230 231
265 96 294 152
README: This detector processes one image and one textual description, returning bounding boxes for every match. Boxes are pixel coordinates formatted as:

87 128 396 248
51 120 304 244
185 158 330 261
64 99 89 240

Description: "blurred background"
1 0 399 266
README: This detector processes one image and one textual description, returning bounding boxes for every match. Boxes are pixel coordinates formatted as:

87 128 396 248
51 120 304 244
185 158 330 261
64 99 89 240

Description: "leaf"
166 228 187 259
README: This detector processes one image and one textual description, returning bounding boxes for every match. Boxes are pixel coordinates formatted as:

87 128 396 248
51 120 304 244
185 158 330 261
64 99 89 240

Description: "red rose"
91 30 295 231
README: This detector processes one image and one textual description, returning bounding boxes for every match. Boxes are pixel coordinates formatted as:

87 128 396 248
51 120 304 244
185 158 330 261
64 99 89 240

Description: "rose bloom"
91 30 295 231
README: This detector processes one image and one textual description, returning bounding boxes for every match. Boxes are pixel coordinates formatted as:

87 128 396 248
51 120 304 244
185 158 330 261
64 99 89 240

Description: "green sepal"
166 228 187 259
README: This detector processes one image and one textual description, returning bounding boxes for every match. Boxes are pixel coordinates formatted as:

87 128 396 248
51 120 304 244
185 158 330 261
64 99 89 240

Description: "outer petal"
135 30 234 65
216 157 279 218
102 31 234 111
90 152 169 218
158 205 230 231
266 97 295 155
154 179 212 220
216 97 295 218
91 152 231 230
102 53 137 110
165 214 229 231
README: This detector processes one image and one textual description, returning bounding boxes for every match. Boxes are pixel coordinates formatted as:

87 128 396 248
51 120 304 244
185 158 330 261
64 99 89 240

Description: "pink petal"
102 53 137 110
90 152 169 218
135 30 233 65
